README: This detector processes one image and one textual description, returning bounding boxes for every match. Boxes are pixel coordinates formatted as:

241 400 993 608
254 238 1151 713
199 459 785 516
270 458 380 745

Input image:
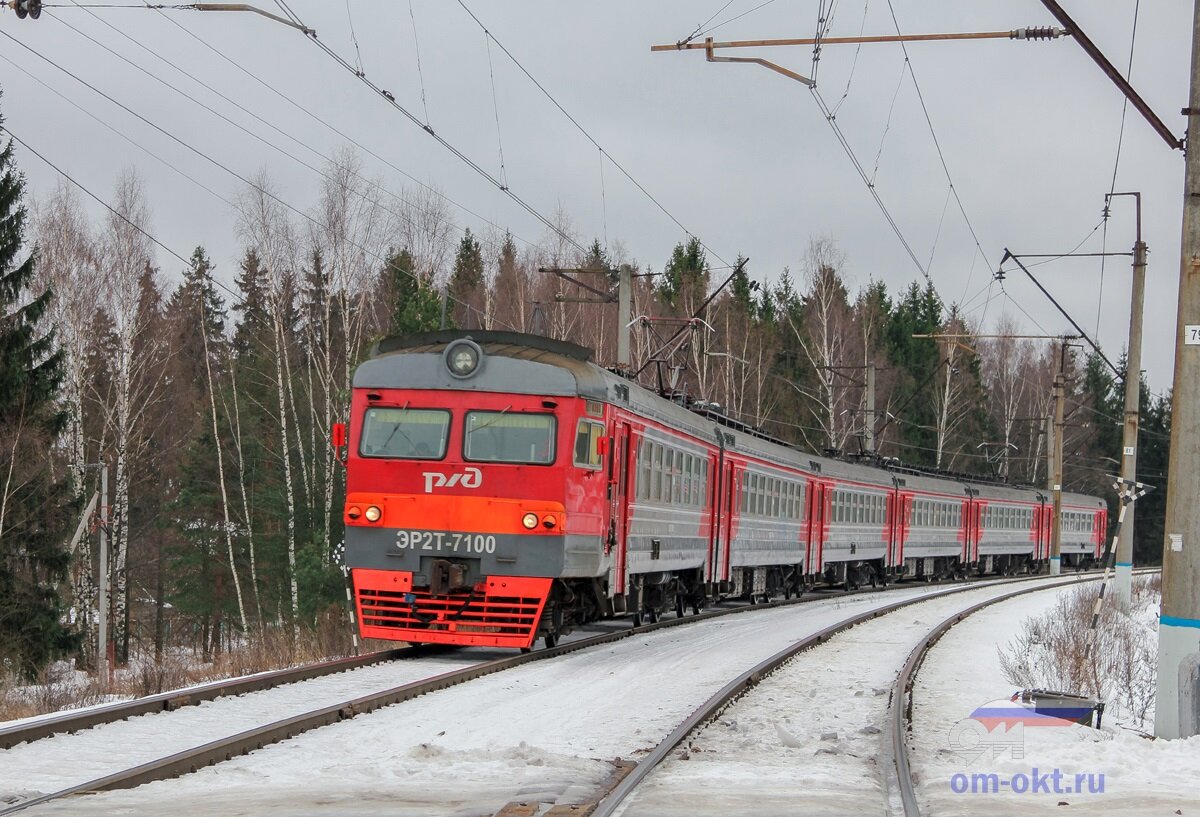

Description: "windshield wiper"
377 401 414 455
467 404 513 435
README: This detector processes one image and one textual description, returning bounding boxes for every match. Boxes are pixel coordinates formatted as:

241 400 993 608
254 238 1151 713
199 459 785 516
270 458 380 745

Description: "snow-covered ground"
911 583 1200 816
0 651 489 806
612 576 1095 817
5 577 1089 817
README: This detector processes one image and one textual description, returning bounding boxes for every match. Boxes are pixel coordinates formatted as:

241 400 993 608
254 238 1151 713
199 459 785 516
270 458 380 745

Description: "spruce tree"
0 108 80 677
659 237 708 311
382 248 440 336
448 228 484 329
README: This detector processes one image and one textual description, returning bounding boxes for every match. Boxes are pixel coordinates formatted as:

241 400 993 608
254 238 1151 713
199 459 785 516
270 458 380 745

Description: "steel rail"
0 647 411 750
0 572 1063 816
587 571 1108 817
0 577 914 751
886 567 1157 816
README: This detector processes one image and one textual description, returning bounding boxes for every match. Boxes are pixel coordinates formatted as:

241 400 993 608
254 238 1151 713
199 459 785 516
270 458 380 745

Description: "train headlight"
445 339 482 378
522 512 539 530
364 505 382 522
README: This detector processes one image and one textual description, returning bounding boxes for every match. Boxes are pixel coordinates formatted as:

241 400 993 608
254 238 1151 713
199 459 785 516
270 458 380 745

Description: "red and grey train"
340 331 1105 650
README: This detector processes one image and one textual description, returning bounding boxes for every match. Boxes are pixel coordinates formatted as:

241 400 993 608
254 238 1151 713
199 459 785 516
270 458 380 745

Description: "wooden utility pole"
1110 192 1147 613
1155 0 1200 741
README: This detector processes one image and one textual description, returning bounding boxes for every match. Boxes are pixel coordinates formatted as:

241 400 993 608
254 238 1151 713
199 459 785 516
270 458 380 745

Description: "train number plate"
394 530 497 554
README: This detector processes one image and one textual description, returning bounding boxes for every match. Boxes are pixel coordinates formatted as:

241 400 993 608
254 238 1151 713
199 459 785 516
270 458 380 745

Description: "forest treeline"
0 136 1171 678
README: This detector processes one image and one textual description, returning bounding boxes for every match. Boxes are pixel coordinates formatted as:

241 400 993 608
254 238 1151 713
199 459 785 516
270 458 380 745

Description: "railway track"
580 570 1148 817
0 571 1115 816
887 567 1155 817
0 647 416 750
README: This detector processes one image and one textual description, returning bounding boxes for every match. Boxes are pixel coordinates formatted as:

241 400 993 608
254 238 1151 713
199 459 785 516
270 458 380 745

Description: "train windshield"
359 408 450 459
464 411 556 464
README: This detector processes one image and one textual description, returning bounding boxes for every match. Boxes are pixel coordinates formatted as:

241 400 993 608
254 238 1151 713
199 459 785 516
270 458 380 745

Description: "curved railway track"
0 571 1119 816
581 569 1149 817
886 568 1154 817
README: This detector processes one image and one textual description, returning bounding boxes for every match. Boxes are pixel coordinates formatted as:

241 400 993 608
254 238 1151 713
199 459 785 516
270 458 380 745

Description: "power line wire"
828 0 870 117
697 0 783 39
268 7 588 257
46 7 460 251
0 50 235 208
452 0 729 266
680 0 737 47
809 85 930 282
130 2 536 250
0 29 517 332
483 31 508 190
1097 0 1143 338
407 0 431 125
883 0 989 303
2 125 190 267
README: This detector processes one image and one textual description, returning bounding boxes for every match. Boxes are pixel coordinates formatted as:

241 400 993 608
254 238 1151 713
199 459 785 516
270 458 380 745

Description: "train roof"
360 331 1105 506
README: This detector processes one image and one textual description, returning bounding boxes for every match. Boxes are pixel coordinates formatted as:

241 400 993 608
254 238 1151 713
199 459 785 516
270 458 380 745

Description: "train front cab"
343 350 611 650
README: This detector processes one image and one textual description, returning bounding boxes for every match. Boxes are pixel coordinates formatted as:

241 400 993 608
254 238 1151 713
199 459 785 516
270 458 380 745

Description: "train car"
338 331 1106 650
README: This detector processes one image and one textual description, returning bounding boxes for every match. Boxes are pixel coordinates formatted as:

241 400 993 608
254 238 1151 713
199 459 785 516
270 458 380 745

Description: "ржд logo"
422 467 483 493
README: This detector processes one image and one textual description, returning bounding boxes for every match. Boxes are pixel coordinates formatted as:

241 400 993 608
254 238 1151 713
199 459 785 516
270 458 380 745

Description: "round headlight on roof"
444 339 483 379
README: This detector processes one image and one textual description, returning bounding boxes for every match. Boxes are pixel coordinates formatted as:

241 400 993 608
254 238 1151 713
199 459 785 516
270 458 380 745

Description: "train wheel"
675 595 686 619
544 633 558 649
632 613 643 628
691 600 703 615
647 609 659 624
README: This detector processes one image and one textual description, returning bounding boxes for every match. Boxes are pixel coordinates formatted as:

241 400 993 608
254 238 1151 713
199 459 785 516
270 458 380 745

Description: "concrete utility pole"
1155 0 1200 741
617 265 632 371
537 264 634 370
1110 193 1147 613
1050 371 1066 576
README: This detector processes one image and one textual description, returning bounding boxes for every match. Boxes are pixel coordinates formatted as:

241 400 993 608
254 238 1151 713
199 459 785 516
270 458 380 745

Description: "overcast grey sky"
0 1 1190 390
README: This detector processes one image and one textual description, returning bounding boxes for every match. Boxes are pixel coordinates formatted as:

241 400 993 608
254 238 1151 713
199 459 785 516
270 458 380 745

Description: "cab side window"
573 420 605 469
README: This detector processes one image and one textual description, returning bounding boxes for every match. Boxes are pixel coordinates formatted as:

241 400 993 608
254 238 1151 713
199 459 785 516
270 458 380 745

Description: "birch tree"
98 170 159 662
32 183 104 657
783 239 857 451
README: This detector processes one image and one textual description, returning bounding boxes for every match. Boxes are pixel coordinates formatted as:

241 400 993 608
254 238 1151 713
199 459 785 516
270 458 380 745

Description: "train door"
805 481 828 575
716 461 737 583
896 492 913 569
1030 505 1041 560
610 423 634 596
973 502 985 562
885 488 902 569
705 452 721 585
1038 499 1051 560
961 499 973 564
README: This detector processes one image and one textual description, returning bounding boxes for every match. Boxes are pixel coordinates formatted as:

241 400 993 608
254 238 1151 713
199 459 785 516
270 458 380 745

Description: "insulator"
1013 26 1065 41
